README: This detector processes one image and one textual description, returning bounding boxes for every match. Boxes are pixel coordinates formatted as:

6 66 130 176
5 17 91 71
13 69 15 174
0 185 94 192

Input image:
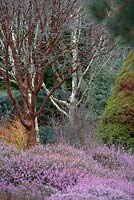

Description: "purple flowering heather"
0 142 133 200
49 176 134 200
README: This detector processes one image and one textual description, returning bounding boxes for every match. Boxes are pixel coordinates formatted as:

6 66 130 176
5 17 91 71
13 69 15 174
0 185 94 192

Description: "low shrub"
0 118 27 150
98 51 134 148
49 176 134 200
0 143 133 200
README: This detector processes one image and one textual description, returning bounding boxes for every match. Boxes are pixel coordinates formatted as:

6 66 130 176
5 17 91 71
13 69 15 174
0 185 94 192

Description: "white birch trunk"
27 83 40 144
35 114 40 143
28 57 40 144
69 17 81 123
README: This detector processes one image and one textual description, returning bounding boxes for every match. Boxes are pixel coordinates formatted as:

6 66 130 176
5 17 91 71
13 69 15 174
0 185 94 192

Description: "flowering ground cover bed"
0 142 134 200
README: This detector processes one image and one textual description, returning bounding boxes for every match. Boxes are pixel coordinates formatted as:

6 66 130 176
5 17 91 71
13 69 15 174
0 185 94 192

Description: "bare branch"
42 82 68 117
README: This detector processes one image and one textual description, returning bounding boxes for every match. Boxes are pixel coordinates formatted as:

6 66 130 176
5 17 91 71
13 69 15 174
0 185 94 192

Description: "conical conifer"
98 51 134 148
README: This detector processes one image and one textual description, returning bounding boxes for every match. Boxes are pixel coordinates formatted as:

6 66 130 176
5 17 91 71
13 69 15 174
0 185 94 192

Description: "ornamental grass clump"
0 118 27 150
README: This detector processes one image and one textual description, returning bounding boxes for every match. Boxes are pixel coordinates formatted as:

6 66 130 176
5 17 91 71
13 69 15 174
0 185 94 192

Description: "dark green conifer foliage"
88 0 134 45
98 51 134 147
88 0 110 22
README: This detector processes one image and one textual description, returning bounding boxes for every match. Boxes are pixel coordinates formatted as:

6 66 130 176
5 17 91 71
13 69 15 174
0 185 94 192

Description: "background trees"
43 10 115 123
88 0 134 148
88 0 134 45
88 45 130 118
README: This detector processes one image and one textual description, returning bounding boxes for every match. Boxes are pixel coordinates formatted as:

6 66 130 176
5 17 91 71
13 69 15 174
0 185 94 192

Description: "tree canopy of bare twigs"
0 0 82 146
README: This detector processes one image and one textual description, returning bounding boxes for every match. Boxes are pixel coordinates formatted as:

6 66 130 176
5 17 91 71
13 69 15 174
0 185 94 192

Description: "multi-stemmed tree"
42 11 114 125
0 0 82 147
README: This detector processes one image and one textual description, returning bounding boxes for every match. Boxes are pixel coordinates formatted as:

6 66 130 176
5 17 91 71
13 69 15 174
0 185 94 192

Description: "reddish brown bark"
27 126 37 147
0 0 81 148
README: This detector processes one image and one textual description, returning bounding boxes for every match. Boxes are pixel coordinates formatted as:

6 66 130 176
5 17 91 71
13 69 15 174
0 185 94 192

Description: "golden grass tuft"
0 117 28 150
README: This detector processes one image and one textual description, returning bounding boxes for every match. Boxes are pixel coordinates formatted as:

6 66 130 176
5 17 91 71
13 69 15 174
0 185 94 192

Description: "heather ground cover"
0 142 134 200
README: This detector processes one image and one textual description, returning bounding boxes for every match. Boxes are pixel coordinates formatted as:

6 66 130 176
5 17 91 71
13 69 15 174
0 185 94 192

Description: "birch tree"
42 10 115 124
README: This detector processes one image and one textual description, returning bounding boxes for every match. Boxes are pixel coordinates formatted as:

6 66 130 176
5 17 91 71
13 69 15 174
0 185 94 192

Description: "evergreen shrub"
98 51 134 148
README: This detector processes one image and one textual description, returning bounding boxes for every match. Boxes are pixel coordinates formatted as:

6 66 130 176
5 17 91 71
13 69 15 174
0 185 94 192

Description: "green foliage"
89 69 117 117
88 0 134 45
115 0 125 4
87 0 110 22
43 68 55 88
98 51 134 147
88 47 127 118
0 90 21 116
0 81 5 91
39 126 55 144
37 89 61 126
0 87 61 131
107 1 134 45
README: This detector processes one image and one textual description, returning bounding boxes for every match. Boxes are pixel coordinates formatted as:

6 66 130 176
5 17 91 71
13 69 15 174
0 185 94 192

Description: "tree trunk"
68 101 87 147
35 116 40 143
69 20 79 124
69 101 77 124
27 122 37 147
